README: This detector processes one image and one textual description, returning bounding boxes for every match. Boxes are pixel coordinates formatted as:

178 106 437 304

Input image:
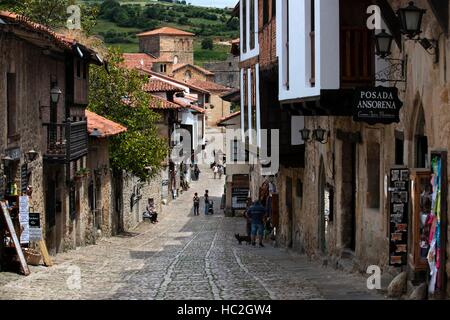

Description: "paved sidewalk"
0 166 386 300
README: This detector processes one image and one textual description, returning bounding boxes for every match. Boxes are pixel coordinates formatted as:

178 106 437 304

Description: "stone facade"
139 34 194 66
206 94 231 127
204 55 240 89
121 171 162 231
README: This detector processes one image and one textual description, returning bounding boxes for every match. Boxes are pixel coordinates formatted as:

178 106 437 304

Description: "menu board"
21 164 28 195
19 196 30 244
389 168 409 266
232 188 249 209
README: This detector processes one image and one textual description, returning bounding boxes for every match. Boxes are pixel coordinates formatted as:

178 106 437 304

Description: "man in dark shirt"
246 200 267 247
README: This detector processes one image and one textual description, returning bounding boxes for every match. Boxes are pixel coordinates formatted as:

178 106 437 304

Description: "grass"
194 42 230 66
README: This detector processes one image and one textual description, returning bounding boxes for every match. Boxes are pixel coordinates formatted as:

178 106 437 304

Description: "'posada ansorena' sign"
353 87 403 125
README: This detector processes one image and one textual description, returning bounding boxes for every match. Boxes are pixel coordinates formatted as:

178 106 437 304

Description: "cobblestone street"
0 164 385 300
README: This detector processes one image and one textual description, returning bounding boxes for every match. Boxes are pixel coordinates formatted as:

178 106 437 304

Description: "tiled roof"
137 27 195 37
217 111 241 126
186 79 230 93
173 97 205 114
86 110 127 138
172 63 214 76
140 68 211 94
122 53 156 70
144 79 184 93
149 95 184 110
0 11 102 64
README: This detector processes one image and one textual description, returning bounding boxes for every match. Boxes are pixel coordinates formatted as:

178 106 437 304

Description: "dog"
235 233 252 245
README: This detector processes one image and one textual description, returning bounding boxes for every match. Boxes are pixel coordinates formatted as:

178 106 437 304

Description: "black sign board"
354 87 403 125
29 213 41 228
389 168 409 266
232 188 249 209
20 164 28 195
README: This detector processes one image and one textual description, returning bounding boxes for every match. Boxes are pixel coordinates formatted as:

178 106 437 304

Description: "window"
242 0 247 53
282 0 290 89
367 142 380 209
243 70 249 133
395 131 404 165
272 0 276 17
296 179 303 198
250 0 256 50
251 69 257 137
263 0 270 25
174 55 179 65
310 0 316 86
160 64 167 73
184 70 192 81
7 73 17 137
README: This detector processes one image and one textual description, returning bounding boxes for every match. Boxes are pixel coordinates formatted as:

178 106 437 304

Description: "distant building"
204 54 240 89
137 27 195 66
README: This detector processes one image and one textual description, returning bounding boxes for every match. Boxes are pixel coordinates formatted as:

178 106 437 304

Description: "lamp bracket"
407 36 439 63
375 58 407 91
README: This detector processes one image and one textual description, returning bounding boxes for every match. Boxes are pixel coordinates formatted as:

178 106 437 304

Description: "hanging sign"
389 168 409 266
354 87 403 125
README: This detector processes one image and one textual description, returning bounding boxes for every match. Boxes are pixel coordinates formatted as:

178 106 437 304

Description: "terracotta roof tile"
144 79 184 93
217 111 240 125
86 110 127 138
186 79 230 93
0 11 101 63
137 27 194 37
149 95 184 110
122 53 156 70
172 63 214 76
173 97 205 114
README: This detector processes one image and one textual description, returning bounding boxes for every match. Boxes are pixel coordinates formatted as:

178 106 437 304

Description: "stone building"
86 110 127 237
0 11 103 258
137 27 195 66
204 54 240 89
237 0 450 299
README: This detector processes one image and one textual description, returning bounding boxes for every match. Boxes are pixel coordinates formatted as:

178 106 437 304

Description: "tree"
201 38 214 50
89 49 168 181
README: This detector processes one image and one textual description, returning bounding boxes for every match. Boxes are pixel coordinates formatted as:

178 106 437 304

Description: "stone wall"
121 172 162 232
203 55 240 89
206 94 231 127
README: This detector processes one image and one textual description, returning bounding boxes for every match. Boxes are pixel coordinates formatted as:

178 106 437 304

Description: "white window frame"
240 0 260 61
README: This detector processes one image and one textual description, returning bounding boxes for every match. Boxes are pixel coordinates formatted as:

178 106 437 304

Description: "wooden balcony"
43 120 88 163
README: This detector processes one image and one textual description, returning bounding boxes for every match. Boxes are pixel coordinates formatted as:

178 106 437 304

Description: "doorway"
318 159 328 254
286 177 293 248
341 141 357 251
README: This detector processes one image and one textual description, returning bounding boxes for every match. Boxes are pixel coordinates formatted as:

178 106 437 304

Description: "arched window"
174 55 179 65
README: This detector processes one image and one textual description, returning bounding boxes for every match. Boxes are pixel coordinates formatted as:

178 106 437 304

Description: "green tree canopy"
88 48 168 181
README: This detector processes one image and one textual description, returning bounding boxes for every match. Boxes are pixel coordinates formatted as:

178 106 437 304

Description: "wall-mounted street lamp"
50 85 62 104
375 29 394 59
2 156 13 168
397 1 439 63
300 127 329 145
25 150 39 163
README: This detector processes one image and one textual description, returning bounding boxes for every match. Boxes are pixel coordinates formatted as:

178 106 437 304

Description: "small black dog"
235 234 251 245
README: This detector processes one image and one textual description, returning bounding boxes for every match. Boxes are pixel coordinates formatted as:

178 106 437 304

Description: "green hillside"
80 0 239 64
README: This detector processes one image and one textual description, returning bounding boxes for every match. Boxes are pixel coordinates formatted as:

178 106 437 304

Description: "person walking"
193 193 200 216
218 165 224 179
213 165 218 179
204 190 210 215
194 164 200 181
246 200 267 247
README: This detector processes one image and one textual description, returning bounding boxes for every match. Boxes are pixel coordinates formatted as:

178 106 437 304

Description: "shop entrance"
286 177 293 248
341 141 357 251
